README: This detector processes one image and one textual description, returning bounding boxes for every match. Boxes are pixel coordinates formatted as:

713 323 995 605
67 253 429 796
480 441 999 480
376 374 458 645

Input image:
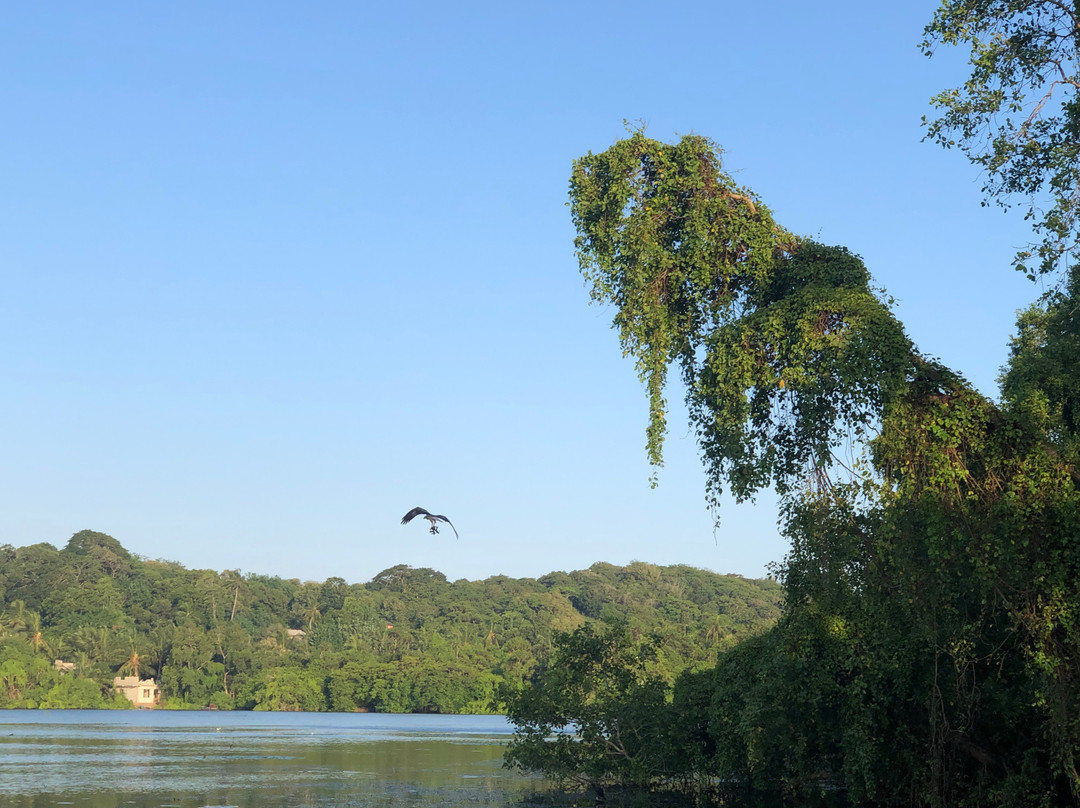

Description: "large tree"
570 130 1080 804
922 0 1080 279
570 132 912 503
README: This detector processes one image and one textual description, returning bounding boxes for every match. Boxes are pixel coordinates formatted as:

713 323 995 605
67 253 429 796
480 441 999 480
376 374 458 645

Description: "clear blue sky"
0 2 1041 585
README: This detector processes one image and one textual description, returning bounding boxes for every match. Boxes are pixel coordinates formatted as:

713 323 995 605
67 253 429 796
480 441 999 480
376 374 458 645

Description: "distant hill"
0 529 781 712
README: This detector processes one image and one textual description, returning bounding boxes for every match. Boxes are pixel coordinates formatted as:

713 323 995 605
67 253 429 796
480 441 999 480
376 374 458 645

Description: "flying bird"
401 507 459 539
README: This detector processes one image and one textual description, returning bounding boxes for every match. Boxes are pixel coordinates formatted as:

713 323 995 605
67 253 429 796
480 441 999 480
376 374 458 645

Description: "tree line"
0 531 780 713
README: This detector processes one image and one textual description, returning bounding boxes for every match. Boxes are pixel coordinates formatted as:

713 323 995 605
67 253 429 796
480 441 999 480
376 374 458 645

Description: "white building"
113 676 160 707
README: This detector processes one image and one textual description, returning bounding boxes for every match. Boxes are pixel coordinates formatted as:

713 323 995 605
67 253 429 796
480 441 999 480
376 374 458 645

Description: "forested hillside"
0 530 780 712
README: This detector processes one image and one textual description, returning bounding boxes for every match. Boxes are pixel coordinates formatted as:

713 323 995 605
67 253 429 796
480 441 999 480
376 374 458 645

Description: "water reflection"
0 711 543 807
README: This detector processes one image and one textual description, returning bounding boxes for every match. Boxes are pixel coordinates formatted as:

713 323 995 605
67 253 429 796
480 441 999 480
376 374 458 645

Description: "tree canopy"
529 127 1080 805
572 131 915 504
0 535 779 714
922 0 1080 279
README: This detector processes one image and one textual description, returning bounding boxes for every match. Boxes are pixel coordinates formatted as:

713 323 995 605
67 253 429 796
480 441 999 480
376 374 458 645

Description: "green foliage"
0 637 128 709
0 535 779 714
570 129 1080 805
572 131 911 502
502 623 671 789
39 676 130 710
922 0 1080 278
250 666 325 712
571 131 791 478
1001 265 1080 445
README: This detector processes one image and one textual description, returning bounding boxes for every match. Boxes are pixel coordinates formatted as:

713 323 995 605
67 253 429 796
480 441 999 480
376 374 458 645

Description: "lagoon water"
0 710 546 807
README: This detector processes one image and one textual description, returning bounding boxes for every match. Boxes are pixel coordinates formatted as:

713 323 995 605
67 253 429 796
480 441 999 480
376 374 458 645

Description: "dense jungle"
0 530 780 714
502 3 1080 805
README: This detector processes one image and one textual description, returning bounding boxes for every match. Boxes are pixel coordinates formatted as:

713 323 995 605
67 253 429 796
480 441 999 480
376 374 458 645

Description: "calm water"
0 710 547 808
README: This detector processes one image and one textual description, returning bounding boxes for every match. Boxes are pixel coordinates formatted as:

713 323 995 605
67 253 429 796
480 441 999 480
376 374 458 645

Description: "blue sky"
0 2 1042 585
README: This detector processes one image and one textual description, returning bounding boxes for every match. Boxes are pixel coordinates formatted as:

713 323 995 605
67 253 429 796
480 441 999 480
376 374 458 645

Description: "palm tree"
1 601 27 635
147 628 172 679
2 606 52 658
704 616 724 645
120 651 141 679
0 659 28 701
72 626 116 673
28 628 51 658
303 605 321 633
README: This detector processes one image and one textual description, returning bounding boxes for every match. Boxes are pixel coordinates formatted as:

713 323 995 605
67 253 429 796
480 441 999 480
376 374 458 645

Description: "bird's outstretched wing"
402 507 459 539
401 506 431 525
431 514 459 540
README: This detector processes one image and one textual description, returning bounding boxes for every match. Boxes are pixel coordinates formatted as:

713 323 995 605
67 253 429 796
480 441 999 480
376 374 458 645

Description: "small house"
113 676 160 708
